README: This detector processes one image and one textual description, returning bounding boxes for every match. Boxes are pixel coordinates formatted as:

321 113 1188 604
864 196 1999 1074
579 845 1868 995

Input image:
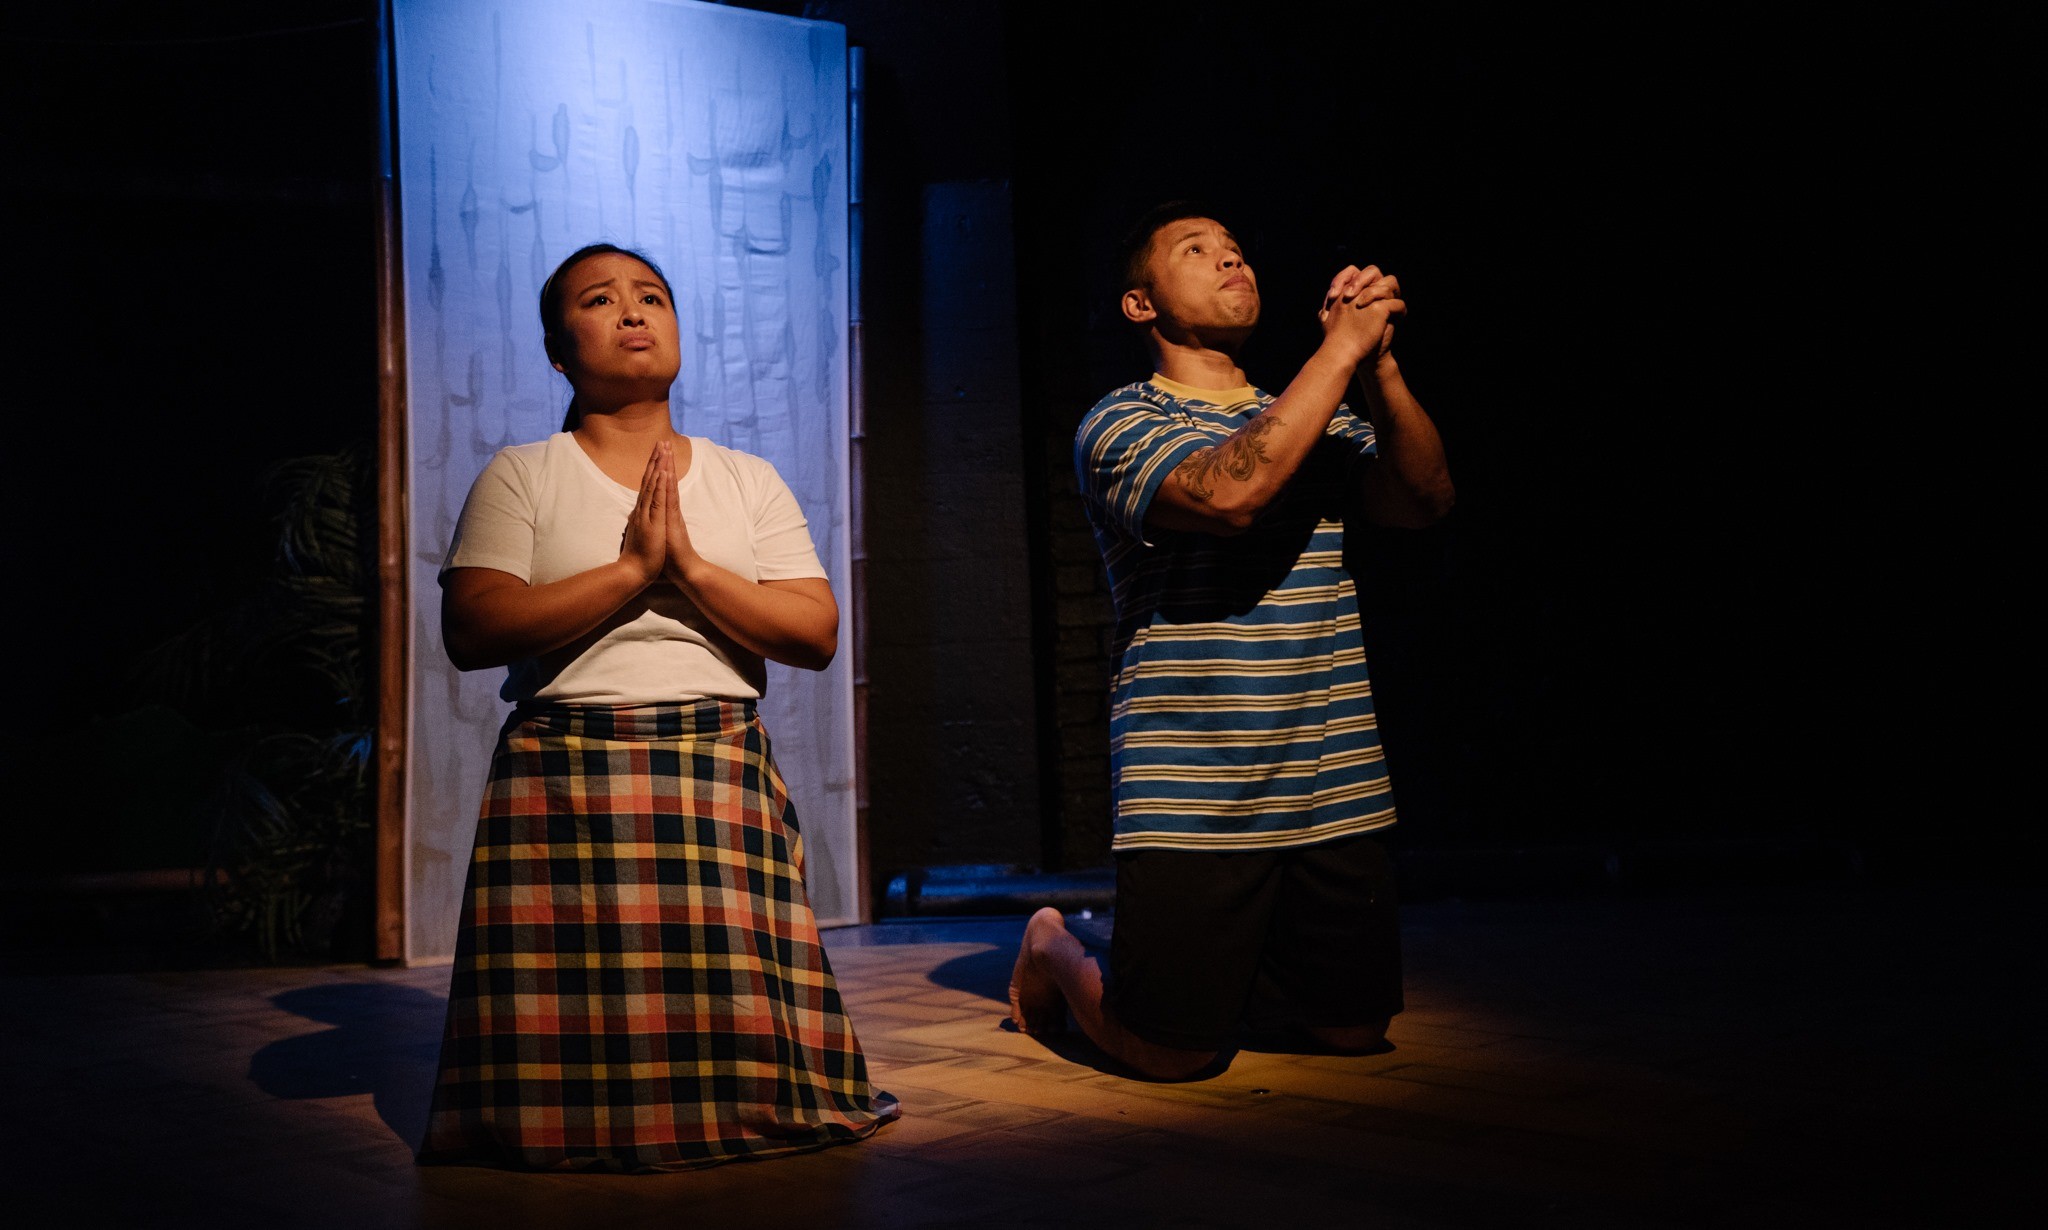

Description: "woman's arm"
653 440 839 671
667 567 839 671
440 443 669 671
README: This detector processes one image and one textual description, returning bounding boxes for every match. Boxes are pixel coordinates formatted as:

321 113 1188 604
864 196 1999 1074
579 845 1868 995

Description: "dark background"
1 1 2014 926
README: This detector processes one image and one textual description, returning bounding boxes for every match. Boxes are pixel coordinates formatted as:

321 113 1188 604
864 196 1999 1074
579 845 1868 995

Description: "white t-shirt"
442 432 828 705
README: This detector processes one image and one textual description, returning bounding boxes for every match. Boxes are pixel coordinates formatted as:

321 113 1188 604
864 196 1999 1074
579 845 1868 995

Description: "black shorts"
1104 833 1403 1053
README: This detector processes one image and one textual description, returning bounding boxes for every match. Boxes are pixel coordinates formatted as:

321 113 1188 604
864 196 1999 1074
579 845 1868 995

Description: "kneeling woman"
419 243 897 1171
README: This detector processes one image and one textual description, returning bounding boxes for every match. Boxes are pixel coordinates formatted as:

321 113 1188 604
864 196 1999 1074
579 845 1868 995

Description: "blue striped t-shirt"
1074 374 1394 852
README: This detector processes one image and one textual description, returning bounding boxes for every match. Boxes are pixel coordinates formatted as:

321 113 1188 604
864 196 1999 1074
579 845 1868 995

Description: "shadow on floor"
249 981 446 1151
923 945 1014 1003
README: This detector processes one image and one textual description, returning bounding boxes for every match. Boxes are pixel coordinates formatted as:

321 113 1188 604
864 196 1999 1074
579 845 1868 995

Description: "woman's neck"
570 400 690 485
574 399 676 449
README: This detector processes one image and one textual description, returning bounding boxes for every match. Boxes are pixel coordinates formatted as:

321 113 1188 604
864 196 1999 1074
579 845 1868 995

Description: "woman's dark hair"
539 242 675 431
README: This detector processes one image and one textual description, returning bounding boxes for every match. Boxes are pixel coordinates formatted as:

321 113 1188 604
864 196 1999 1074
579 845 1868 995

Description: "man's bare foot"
1008 907 1071 1035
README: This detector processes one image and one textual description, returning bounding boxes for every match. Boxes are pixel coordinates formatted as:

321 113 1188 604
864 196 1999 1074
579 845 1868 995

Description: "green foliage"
144 448 376 962
204 728 371 961
83 705 236 873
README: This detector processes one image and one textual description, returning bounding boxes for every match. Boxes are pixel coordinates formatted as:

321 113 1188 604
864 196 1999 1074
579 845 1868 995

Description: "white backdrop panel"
393 0 854 959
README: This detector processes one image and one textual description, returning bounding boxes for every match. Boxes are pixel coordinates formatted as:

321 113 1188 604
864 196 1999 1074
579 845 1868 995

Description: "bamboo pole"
848 44 872 925
371 0 410 962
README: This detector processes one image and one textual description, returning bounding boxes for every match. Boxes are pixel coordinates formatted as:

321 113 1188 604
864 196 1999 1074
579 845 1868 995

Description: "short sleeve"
1326 404 1379 456
1073 389 1219 543
746 457 828 581
443 450 537 582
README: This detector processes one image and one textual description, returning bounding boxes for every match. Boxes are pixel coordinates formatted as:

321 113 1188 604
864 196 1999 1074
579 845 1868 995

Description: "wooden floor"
0 880 2031 1228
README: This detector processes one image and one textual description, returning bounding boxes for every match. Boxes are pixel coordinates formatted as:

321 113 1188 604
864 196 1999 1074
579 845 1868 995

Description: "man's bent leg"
1010 907 1217 1080
1307 1020 1392 1052
1013 847 1281 1077
1247 834 1404 1044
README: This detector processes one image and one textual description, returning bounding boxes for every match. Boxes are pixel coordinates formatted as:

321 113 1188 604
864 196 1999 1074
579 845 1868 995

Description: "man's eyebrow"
1166 225 1240 250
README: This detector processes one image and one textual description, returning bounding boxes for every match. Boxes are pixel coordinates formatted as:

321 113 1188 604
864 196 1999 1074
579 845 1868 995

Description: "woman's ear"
1121 287 1156 325
543 334 567 373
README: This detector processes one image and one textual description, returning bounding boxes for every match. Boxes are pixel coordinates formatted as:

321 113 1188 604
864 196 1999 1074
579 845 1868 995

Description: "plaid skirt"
418 700 898 1172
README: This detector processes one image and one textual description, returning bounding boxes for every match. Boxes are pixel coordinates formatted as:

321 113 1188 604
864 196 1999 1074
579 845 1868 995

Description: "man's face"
1126 217 1259 338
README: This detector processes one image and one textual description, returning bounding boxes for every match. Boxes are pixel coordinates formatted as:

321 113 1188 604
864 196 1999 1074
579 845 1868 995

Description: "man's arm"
1146 267 1400 536
1352 357 1455 528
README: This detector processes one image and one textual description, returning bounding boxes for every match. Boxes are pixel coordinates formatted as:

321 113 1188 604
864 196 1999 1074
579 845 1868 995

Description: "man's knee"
1307 1019 1391 1052
1128 1046 1220 1081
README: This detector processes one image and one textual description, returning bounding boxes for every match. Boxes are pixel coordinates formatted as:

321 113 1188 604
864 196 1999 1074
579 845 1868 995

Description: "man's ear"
1121 286 1156 325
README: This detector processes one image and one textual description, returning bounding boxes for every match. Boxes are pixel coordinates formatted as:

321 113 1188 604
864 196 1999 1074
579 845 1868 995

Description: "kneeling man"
1010 202 1455 1078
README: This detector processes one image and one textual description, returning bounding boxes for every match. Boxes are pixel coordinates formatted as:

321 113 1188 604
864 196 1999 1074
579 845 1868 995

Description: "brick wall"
863 180 1047 887
1042 441 1115 866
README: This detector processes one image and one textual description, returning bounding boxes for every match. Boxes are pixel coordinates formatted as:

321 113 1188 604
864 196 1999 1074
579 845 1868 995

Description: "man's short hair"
1117 199 1227 293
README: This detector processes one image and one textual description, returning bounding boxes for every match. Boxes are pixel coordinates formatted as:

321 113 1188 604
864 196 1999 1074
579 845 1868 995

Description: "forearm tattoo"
1172 415 1281 502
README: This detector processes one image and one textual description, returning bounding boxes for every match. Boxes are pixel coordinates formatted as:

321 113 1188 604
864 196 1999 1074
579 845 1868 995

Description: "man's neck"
1151 343 1248 391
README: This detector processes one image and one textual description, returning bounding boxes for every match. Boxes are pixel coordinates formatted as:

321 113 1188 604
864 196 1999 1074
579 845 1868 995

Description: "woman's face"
550 252 681 395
